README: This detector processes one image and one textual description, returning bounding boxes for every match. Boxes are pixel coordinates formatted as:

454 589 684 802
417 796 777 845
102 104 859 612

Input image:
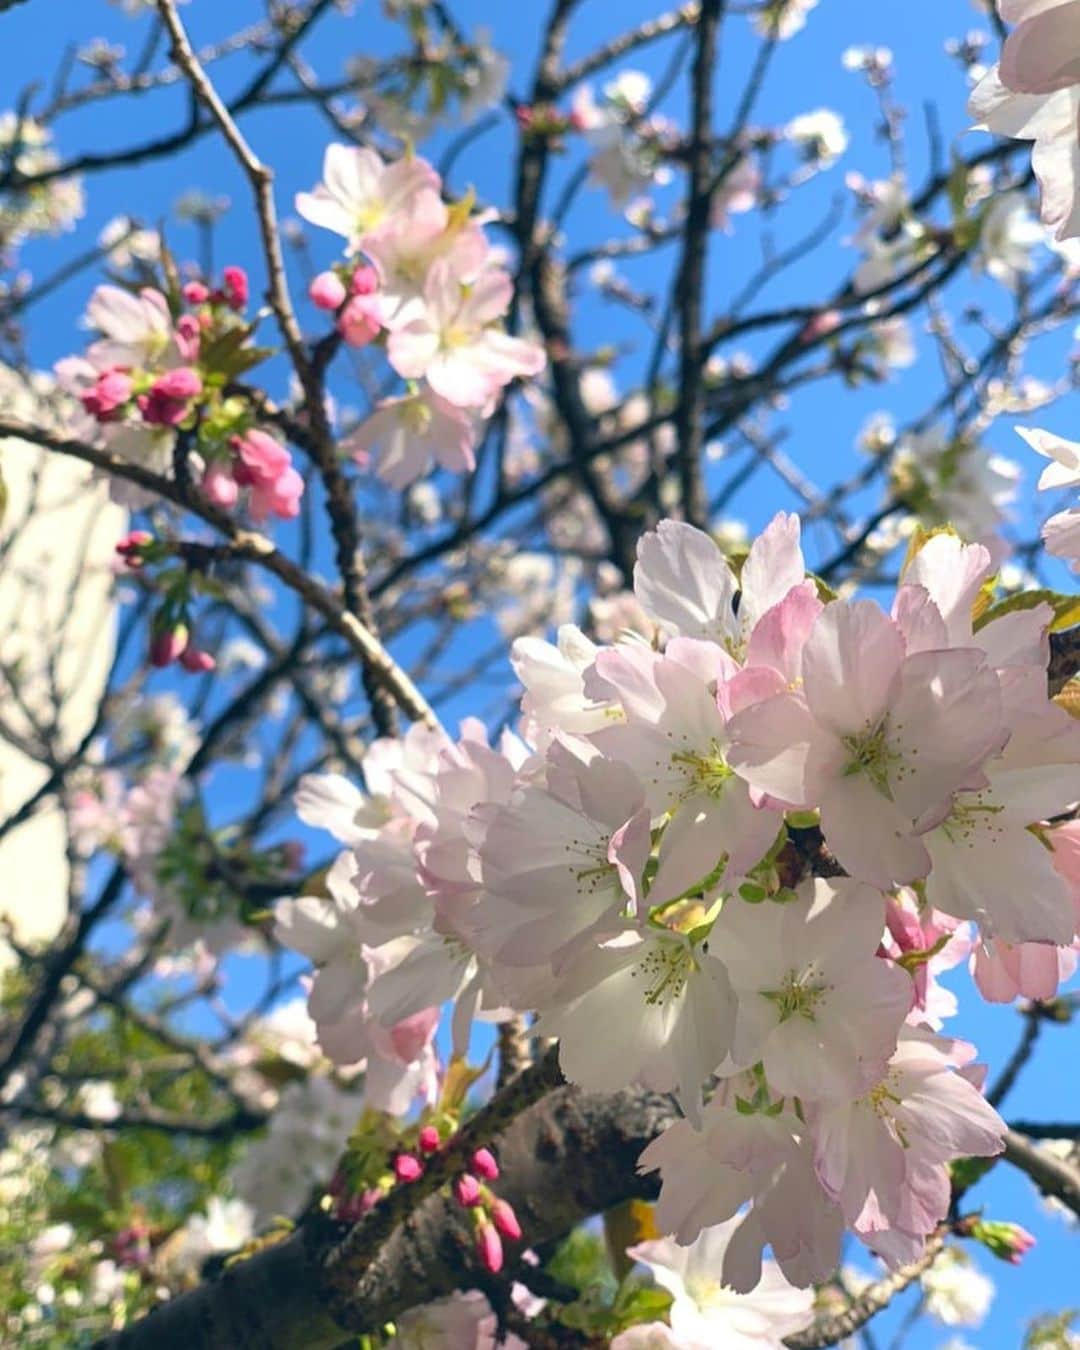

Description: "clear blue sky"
2 3 1077 1345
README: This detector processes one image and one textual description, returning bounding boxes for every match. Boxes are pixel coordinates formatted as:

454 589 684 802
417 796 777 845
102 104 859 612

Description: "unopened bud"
418 1125 440 1155
393 1153 423 1183
150 624 189 668
454 1174 481 1207
471 1147 499 1180
222 265 249 310
349 263 379 296
183 281 210 305
490 1198 522 1241
309 271 347 311
971 1219 1037 1264
476 1220 503 1274
179 646 216 674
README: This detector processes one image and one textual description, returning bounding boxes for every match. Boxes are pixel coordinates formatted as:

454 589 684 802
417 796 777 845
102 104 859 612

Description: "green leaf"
973 589 1080 635
548 1228 618 1299
612 1283 674 1332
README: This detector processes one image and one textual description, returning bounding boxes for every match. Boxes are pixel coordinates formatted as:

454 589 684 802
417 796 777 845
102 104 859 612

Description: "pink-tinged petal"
973 937 1076 1002
648 788 778 906
900 534 992 644
926 815 1076 945
465 267 514 323
889 649 1004 816
891 585 948 655
744 581 823 683
666 636 740 686
1044 505 1080 560
633 519 736 642
802 600 904 738
1031 127 1080 240
426 350 499 408
978 604 1052 669
608 805 653 913
738 511 806 633
727 692 840 806
1002 7 1080 95
719 664 787 720
386 325 440 381
1002 0 1076 21
820 775 931 889
969 68 1076 142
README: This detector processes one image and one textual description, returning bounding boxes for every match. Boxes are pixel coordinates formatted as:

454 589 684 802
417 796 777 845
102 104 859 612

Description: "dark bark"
94 1084 678 1350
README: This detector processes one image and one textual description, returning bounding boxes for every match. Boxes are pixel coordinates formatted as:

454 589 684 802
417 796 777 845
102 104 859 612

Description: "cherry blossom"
295 143 441 253
387 261 545 408
727 597 1006 888
640 1089 845 1292
344 389 479 488
713 878 913 1101
627 1221 814 1349
810 1029 1005 1253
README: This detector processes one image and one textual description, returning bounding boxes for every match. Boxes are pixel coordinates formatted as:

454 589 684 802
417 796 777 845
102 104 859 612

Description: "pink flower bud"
183 281 210 305
310 270 347 311
471 1147 499 1181
454 1174 482 1207
202 462 240 509
490 1198 522 1242
418 1125 440 1155
81 368 133 420
393 1153 423 1183
222 265 249 310
336 294 382 348
153 367 203 400
179 646 216 674
150 624 189 668
116 529 152 557
175 313 202 362
349 264 379 296
476 1221 503 1274
140 367 203 426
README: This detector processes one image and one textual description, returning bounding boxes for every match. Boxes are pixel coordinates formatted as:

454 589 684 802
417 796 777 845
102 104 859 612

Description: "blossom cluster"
296 144 545 487
279 512 1080 1298
0 112 84 247
970 0 1080 241
56 270 303 519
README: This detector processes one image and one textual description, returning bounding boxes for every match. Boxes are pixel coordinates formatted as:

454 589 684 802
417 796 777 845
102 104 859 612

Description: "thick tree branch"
93 1075 679 1350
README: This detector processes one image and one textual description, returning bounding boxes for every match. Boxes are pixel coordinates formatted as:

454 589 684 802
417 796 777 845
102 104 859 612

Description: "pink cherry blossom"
633 512 806 656
532 924 735 1120
344 389 479 488
810 1029 1005 1256
589 645 780 905
727 598 1006 888
627 1221 814 1350
387 260 545 408
471 742 651 968
713 877 912 1101
295 143 441 252
640 1090 844 1292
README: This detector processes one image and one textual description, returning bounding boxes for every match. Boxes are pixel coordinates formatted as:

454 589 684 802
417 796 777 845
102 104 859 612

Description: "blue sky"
3 3 1077 1345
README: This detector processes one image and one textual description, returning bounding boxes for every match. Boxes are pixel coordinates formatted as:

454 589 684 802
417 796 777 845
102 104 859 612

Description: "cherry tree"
0 1 1078 1347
